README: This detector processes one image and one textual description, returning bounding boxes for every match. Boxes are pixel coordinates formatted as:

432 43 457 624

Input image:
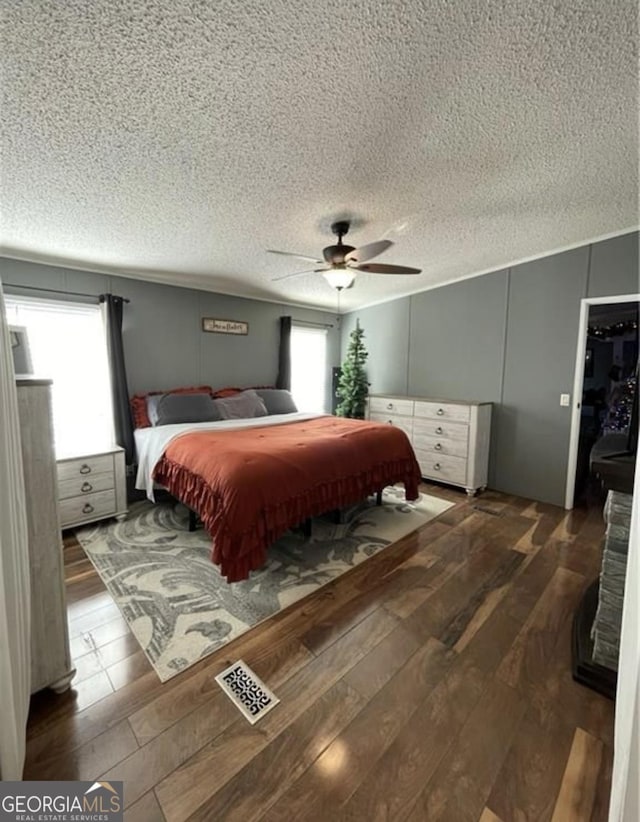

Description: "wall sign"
202 318 249 335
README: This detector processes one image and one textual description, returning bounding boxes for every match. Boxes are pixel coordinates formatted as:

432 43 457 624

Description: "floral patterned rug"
75 487 454 681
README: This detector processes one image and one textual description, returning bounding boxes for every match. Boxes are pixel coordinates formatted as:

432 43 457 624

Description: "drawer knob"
81 481 93 492
79 464 92 474
434 443 442 451
386 403 393 410
434 463 441 471
437 408 445 416
82 503 94 514
435 426 443 434
387 419 393 425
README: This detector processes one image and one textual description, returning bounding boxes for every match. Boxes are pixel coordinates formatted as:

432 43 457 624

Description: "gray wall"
588 233 639 297
407 269 509 403
493 247 589 504
342 231 639 506
340 298 411 396
0 259 341 411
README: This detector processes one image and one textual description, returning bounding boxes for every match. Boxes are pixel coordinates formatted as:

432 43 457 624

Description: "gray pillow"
214 390 269 420
154 392 221 426
254 388 298 415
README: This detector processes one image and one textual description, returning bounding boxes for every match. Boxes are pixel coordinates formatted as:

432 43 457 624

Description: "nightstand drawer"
369 397 415 417
415 451 467 485
414 401 470 424
57 454 114 483
369 412 413 437
58 473 114 501
59 490 116 528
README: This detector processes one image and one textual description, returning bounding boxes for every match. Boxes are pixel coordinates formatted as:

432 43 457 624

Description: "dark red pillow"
131 385 213 429
211 385 274 399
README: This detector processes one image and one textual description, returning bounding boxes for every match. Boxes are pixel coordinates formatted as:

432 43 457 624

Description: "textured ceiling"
1 0 638 311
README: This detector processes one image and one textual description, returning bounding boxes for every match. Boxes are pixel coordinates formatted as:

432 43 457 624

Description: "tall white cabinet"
368 394 492 496
16 379 75 693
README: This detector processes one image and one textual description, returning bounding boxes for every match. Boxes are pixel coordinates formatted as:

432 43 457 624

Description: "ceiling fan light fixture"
323 269 355 290
268 218 419 287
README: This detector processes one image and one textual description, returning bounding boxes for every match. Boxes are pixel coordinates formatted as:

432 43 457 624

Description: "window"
290 324 327 412
5 296 113 456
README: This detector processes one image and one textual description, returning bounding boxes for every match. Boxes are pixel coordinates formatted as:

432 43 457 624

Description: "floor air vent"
215 660 280 724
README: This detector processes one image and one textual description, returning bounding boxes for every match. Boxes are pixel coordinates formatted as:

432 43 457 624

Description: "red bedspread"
153 416 421 581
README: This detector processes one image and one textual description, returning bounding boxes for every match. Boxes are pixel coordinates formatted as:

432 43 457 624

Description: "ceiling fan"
267 220 421 290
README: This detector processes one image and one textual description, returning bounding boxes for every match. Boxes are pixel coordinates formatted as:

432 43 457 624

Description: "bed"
135 410 421 582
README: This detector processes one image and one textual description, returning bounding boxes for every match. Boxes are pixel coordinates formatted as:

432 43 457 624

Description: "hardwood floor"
24 484 614 821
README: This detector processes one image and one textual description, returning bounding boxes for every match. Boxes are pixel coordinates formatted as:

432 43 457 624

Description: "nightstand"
57 445 128 529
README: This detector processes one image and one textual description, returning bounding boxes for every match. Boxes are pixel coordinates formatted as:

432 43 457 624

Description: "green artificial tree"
336 320 369 418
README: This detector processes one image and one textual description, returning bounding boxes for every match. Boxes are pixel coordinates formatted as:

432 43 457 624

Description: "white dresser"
16 379 75 693
368 394 492 496
57 446 127 529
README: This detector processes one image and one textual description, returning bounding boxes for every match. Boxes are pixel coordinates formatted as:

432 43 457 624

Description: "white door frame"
565 292 640 509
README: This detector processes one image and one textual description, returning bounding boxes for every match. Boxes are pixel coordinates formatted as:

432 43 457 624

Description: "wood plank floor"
24 484 615 821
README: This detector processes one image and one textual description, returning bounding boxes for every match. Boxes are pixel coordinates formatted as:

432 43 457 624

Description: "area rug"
75 487 454 681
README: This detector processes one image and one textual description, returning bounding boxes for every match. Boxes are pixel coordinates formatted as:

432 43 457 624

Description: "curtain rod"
5 284 130 303
291 318 334 329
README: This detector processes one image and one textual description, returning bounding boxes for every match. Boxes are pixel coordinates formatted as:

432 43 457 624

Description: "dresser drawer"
415 451 467 485
413 433 468 458
59 489 116 528
414 401 470 424
369 412 413 438
58 473 114 501
413 417 469 442
369 397 415 417
57 454 114 483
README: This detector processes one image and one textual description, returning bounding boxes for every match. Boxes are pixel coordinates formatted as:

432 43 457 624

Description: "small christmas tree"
336 320 369 418
604 372 637 432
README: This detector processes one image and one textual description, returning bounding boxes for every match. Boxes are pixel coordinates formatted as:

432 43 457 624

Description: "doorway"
565 294 639 510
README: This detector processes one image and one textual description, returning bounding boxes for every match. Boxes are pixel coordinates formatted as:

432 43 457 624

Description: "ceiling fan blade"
267 249 323 264
353 263 422 275
272 268 327 282
345 240 393 264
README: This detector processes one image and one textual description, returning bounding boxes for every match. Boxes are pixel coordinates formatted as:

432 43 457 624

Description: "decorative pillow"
212 386 244 399
254 388 298 415
130 385 213 429
214 389 269 420
154 392 221 426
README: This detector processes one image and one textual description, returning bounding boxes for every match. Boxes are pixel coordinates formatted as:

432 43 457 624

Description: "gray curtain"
276 315 292 390
100 294 134 464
